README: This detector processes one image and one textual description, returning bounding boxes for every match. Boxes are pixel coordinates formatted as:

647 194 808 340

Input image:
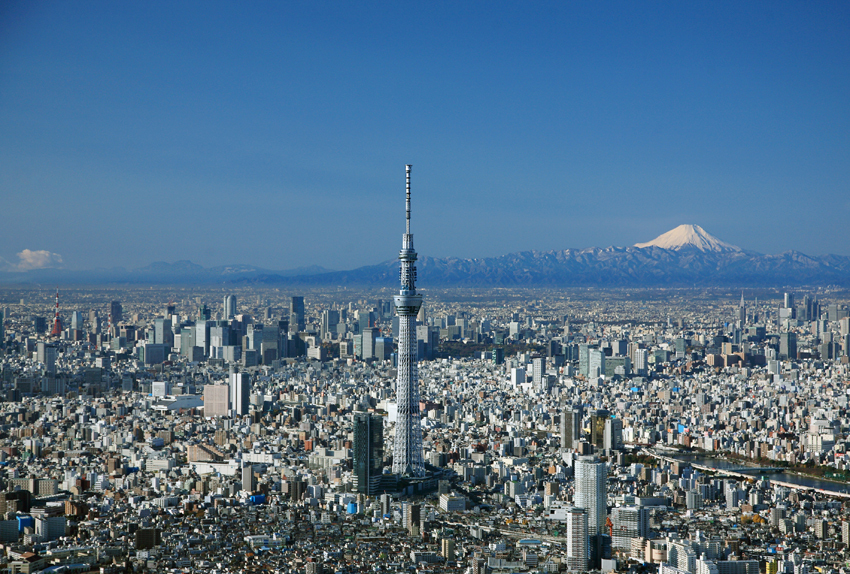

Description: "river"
664 452 850 495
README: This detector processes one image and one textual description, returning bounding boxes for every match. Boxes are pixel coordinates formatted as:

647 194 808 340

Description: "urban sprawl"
0 284 848 574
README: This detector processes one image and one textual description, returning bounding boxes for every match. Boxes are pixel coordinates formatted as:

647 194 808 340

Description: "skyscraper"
738 291 746 326
223 295 237 320
604 417 623 451
110 301 123 325
574 455 607 537
590 409 609 451
565 506 589 572
290 296 305 331
392 165 425 477
230 372 250 417
354 412 384 495
560 406 582 449
779 332 797 360
532 355 547 393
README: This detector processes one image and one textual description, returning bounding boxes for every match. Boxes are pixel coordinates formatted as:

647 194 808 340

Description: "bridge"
645 449 784 477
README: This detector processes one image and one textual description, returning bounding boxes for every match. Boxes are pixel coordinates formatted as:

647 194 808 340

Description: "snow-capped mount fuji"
634 224 742 252
5 225 850 287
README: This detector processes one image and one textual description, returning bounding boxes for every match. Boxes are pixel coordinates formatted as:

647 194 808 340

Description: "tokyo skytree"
392 164 425 477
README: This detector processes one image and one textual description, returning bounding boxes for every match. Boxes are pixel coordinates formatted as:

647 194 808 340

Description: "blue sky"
1 1 848 271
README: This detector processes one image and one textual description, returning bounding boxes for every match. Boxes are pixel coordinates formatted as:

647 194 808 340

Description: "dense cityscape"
1 236 850 574
2 4 848 573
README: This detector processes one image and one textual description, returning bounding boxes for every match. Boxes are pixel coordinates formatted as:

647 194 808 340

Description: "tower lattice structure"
49 288 63 337
392 164 425 477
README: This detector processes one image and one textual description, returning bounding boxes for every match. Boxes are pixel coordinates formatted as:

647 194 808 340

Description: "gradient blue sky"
1 1 849 271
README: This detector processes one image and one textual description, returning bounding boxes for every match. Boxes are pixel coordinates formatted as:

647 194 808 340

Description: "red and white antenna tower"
50 288 63 337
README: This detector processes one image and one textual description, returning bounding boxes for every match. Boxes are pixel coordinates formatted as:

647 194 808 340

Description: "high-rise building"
224 295 237 320
578 344 590 376
32 315 47 334
195 320 211 356
153 318 173 346
604 418 623 451
590 409 609 450
442 538 456 561
392 165 425 477
203 384 229 417
738 291 746 326
230 372 250 417
198 304 211 321
588 349 605 378
574 455 607 537
560 407 582 449
242 462 255 493
362 327 378 360
784 292 794 309
110 301 123 324
70 311 83 331
610 506 648 549
321 309 340 339
290 296 305 331
634 348 648 376
353 412 384 494
532 355 547 393
374 337 392 361
564 506 589 572
779 332 797 360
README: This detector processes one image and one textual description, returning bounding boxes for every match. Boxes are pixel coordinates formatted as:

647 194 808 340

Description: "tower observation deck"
392 164 425 477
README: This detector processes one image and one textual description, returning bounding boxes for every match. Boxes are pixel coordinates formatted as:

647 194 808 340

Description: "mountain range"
2 225 849 287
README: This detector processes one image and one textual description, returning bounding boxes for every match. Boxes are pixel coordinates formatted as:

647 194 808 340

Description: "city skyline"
2 2 849 272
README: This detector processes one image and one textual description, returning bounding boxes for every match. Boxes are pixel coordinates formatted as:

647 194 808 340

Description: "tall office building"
779 332 797 360
290 296 305 331
242 462 255 493
590 409 609 451
532 355 547 393
392 165 425 477
738 291 746 326
70 311 83 331
110 301 123 325
153 318 173 346
574 455 607 537
588 349 605 378
362 327 378 360
604 418 623 451
354 412 384 494
321 309 340 339
230 372 250 417
634 348 648 376
223 295 237 320
560 406 582 449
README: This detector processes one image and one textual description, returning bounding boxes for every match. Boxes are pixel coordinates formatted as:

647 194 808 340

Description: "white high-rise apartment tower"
574 455 607 536
565 506 589 572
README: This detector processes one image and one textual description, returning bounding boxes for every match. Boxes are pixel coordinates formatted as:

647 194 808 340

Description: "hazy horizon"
2 2 849 272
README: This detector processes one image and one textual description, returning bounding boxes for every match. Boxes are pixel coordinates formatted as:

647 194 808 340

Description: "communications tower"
392 165 425 477
49 288 63 337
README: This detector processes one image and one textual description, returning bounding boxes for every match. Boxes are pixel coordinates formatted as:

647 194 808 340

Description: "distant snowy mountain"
4 226 850 287
634 224 742 252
